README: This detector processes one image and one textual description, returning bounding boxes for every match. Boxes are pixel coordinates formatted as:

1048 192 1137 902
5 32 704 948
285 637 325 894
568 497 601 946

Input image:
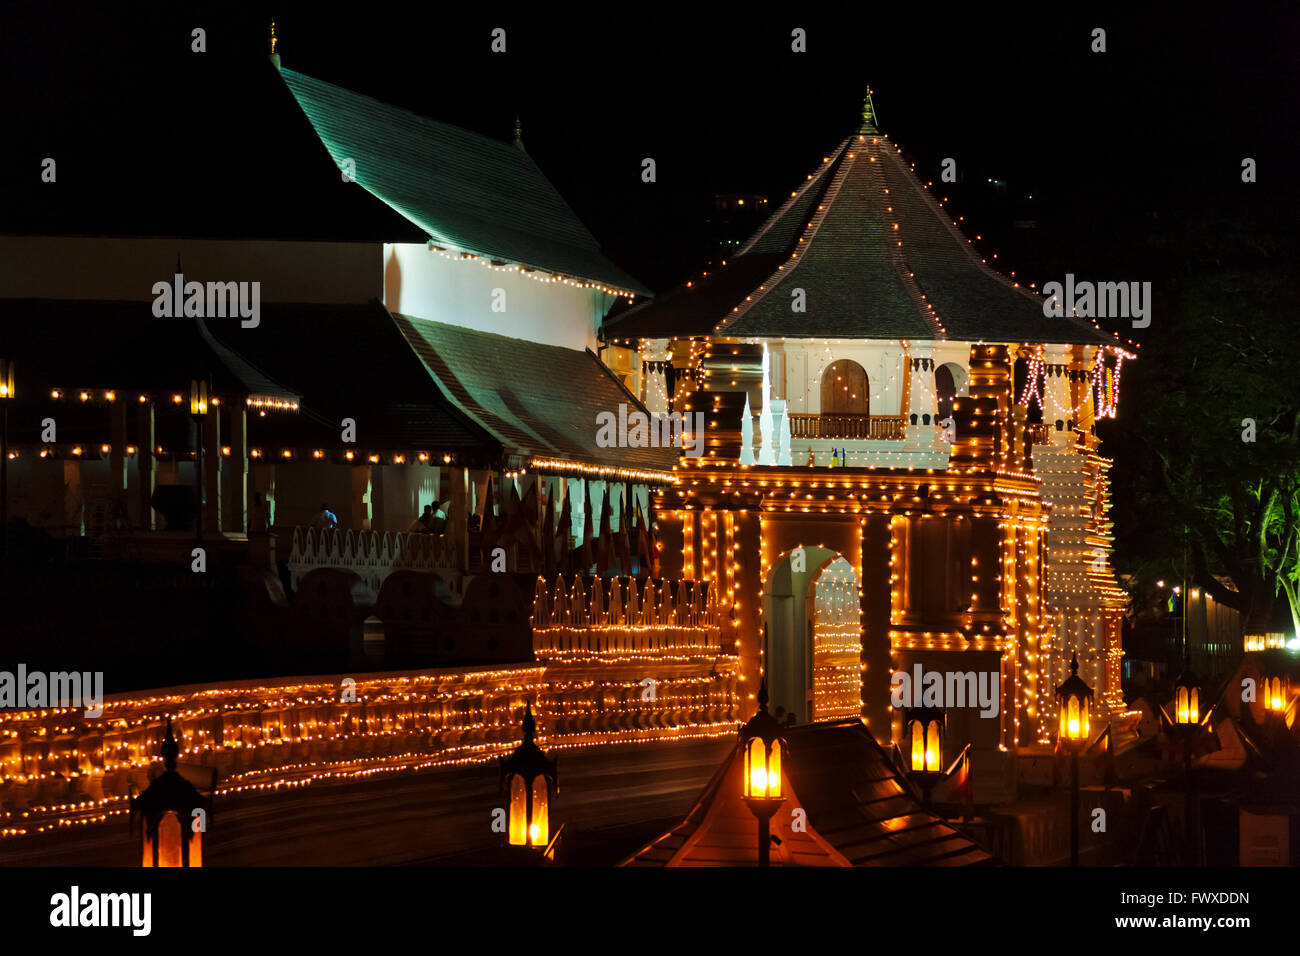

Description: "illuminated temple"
0 37 1136 862
600 92 1134 802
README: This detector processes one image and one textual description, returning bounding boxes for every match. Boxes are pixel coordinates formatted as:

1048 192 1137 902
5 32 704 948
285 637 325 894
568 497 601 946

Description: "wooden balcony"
788 413 906 441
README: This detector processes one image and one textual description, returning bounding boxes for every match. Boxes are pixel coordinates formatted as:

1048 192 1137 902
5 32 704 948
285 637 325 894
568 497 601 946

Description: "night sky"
3 2 1297 293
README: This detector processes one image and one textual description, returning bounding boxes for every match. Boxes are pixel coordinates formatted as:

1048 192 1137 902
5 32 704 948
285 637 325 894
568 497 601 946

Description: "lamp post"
739 681 786 867
190 378 208 547
129 718 213 867
1056 653 1093 867
0 359 12 566
905 705 945 809
499 703 557 853
1171 659 1201 864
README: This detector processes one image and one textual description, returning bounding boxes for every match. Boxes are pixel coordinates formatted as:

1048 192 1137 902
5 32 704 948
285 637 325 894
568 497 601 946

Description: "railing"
787 413 906 441
1026 423 1053 446
288 527 461 594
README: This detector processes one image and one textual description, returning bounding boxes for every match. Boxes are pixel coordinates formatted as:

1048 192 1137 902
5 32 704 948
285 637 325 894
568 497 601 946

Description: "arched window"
935 364 956 421
820 360 869 415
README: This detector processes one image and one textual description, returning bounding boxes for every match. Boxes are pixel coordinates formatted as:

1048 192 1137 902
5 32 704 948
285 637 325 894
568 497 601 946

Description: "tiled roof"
606 119 1118 346
623 718 996 866
280 69 651 297
393 314 679 473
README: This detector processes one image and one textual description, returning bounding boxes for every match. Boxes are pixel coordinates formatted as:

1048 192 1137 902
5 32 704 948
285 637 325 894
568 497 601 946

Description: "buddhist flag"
555 487 572 574
540 487 556 576
574 490 593 573
616 486 633 575
596 485 614 576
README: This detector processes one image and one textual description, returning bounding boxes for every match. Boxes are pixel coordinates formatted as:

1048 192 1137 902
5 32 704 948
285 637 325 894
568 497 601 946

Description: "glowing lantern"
0 359 13 400
1262 674 1287 714
129 719 214 867
1055 653 1093 747
739 681 787 866
1173 665 1200 726
189 379 208 418
906 707 944 773
499 703 557 851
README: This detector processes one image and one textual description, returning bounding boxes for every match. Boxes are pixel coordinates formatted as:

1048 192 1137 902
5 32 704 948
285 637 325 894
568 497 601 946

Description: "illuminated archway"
820 360 869 416
762 547 861 724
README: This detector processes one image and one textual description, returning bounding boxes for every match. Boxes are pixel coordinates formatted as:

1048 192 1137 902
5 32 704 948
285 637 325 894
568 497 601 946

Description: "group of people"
407 502 448 535
305 501 447 534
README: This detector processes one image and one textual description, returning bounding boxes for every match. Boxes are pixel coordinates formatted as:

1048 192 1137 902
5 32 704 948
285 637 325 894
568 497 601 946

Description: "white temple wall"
383 243 613 351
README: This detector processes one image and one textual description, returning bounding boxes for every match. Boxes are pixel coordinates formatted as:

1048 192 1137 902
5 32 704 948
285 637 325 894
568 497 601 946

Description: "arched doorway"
820 360 869 416
935 362 968 422
762 547 861 724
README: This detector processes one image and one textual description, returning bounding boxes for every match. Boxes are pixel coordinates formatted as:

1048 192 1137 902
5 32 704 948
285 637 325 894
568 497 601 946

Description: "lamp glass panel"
910 720 924 771
925 720 941 771
768 740 782 798
508 774 527 845
157 811 183 868
747 738 767 797
530 776 549 847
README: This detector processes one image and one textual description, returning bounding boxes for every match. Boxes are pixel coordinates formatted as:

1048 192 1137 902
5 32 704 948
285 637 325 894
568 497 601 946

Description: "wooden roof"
623 719 997 866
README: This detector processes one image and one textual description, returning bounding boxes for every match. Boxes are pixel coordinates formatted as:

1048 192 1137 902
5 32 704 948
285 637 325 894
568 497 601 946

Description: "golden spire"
268 18 281 69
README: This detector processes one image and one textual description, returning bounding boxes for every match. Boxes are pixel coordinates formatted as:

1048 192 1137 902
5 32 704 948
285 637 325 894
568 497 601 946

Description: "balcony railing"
1026 423 1053 446
788 413 906 441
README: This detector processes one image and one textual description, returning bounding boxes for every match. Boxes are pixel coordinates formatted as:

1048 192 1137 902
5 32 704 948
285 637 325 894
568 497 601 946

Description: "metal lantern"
0 359 13 400
906 706 945 773
1056 653 1093 747
499 703 557 850
1173 664 1200 726
129 719 213 867
189 378 208 418
740 682 786 802
1263 674 1288 715
739 682 787 867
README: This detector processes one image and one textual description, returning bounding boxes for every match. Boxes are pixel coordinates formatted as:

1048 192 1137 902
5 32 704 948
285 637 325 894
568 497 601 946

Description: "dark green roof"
607 123 1118 346
393 315 677 473
280 69 650 297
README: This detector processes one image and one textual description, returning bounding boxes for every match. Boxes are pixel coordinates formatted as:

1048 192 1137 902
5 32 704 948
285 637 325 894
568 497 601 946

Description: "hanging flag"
573 488 593 573
540 485 556 577
596 485 614 576
555 487 572 575
616 485 633 576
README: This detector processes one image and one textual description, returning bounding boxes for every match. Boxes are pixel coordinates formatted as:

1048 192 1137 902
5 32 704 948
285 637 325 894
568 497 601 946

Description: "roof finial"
161 717 179 772
268 18 281 70
513 114 525 151
860 85 878 134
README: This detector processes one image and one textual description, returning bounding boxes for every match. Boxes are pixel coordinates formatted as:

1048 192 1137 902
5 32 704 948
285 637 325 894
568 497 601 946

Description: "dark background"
3 1 1297 295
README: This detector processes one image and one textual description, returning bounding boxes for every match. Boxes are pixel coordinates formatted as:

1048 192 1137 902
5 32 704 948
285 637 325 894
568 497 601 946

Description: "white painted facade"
382 242 616 351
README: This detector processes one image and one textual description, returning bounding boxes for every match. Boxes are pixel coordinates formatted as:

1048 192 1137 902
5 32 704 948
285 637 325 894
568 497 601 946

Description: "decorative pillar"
203 405 221 534
137 401 156 530
229 405 248 533
860 514 893 735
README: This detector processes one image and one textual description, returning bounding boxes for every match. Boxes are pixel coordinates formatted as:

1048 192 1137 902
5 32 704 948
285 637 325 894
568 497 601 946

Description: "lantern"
499 703 557 850
129 719 213 867
1262 674 1288 714
739 682 787 866
906 706 945 773
0 359 13 400
1173 664 1200 726
189 379 208 418
1055 653 1093 747
740 682 786 801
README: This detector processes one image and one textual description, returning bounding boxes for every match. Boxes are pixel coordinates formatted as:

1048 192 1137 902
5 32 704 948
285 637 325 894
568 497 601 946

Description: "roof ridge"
734 136 852 258
715 137 861 333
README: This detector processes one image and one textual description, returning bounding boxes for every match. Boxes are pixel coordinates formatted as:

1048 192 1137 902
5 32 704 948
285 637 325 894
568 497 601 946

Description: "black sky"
3 1 1297 291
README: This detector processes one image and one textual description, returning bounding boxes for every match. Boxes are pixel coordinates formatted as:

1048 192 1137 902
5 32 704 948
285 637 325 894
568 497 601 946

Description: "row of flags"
476 477 659 577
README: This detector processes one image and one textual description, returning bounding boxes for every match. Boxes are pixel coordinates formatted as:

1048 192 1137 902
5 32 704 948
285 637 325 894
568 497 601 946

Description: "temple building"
602 93 1134 798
